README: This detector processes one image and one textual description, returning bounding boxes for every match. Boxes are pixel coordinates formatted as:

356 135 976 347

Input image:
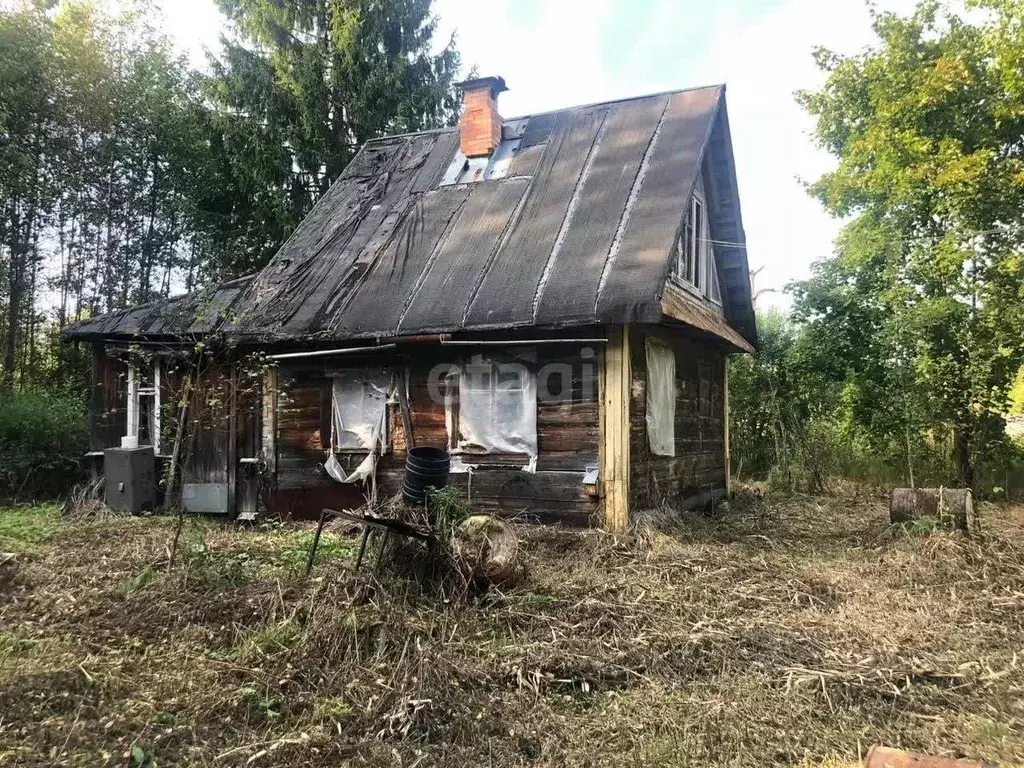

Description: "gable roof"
64 84 756 347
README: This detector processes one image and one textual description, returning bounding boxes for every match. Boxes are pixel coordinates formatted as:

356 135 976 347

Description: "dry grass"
1 491 1023 767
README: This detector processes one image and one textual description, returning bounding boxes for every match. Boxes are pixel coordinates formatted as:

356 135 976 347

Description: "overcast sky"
158 0 915 305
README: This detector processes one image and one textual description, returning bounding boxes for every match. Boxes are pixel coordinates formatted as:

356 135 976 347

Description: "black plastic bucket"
403 447 450 505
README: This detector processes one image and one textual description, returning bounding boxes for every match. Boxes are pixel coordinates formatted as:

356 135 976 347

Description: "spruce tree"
202 0 461 276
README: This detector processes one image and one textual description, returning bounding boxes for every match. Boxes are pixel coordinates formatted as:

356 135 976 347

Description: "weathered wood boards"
91 345 127 451
629 328 727 511
661 283 755 353
723 356 731 496
271 340 602 522
88 323 734 528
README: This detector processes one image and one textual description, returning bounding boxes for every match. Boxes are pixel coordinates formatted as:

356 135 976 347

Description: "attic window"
709 261 722 304
673 176 723 309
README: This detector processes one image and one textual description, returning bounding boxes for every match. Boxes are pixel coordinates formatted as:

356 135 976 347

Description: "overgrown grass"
2 496 1023 766
0 503 60 552
275 530 355 570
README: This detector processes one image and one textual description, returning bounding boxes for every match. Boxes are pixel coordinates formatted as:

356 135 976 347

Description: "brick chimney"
456 76 508 158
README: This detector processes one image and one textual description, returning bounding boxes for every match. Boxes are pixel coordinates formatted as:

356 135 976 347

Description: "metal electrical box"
104 446 156 513
183 483 230 515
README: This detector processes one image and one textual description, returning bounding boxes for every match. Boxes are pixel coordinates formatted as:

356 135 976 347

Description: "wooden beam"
723 355 731 496
126 360 139 440
398 368 415 449
661 283 756 354
227 364 239 518
262 366 278 476
601 325 630 534
153 357 163 454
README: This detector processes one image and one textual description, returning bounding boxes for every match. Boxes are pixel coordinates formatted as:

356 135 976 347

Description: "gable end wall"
628 327 728 512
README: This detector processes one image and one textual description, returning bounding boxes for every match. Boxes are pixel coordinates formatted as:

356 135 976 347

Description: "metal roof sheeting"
64 85 756 347
64 276 254 341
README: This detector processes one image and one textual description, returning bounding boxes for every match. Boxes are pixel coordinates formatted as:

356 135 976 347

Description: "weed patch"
0 503 59 552
234 619 303 661
118 564 156 596
275 530 354 570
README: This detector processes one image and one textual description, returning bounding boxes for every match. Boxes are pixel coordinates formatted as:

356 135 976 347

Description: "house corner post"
227 363 239 518
723 354 731 496
261 365 278 477
601 325 631 534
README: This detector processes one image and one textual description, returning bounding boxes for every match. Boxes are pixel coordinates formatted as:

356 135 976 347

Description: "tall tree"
0 3 56 391
796 0 1024 487
0 1 221 390
202 0 461 276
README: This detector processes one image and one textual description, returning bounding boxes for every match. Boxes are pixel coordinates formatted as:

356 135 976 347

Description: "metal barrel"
403 447 451 506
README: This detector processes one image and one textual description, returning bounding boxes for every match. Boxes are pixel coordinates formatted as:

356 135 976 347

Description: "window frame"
127 358 161 451
691 195 704 291
708 257 723 306
328 370 391 455
450 355 538 464
672 182 724 310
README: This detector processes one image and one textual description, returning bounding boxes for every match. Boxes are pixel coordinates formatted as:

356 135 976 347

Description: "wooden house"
63 77 756 533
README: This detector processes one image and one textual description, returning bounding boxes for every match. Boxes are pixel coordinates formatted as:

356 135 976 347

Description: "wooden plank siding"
90 344 128 451
181 363 233 487
271 341 602 523
235 366 262 517
628 327 727 511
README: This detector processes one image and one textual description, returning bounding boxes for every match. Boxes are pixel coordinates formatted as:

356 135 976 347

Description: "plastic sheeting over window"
645 339 676 457
324 370 391 484
450 355 538 473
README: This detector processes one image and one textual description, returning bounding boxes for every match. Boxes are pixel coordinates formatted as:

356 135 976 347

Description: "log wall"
88 327 730 523
629 327 727 510
271 342 601 524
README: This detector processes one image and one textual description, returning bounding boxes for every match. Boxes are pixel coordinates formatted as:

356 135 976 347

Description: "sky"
159 0 918 307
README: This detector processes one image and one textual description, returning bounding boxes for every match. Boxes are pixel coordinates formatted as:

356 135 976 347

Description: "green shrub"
426 486 470 533
1010 367 1024 416
0 393 87 500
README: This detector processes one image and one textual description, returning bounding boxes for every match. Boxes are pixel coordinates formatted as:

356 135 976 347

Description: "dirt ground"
1 491 1023 768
